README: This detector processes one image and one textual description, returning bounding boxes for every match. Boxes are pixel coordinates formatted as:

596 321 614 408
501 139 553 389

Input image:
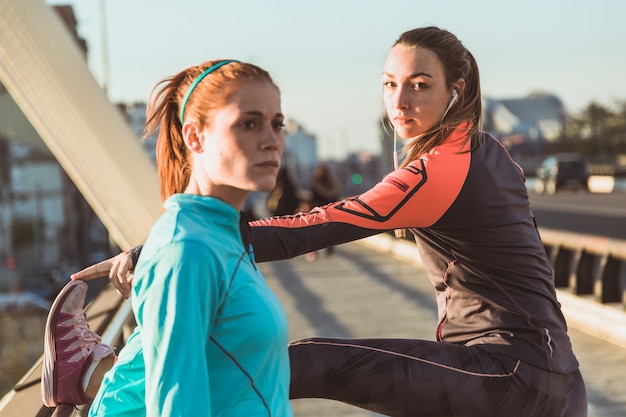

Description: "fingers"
71 252 135 300
71 260 114 281
110 252 134 299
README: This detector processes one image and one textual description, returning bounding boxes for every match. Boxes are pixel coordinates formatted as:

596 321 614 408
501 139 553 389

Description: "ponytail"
143 72 191 203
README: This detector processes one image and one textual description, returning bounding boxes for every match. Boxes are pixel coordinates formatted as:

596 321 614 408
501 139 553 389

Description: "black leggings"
288 337 587 417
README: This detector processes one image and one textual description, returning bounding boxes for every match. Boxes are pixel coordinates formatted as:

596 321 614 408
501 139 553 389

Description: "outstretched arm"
250 151 468 262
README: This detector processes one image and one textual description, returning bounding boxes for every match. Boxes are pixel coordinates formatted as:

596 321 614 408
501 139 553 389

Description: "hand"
71 251 134 299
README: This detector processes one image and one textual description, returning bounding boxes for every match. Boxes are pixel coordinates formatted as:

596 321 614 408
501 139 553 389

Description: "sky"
46 0 626 160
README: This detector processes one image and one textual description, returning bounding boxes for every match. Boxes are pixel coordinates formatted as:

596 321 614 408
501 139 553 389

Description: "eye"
273 121 285 132
383 81 396 88
240 120 257 129
411 81 427 90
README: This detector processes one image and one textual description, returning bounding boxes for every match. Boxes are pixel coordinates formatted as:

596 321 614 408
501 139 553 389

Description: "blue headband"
178 60 239 123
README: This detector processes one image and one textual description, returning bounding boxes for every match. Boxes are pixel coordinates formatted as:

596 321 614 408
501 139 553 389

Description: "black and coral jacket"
249 125 579 373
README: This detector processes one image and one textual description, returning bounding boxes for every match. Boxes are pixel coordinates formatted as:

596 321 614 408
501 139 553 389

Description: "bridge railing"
541 228 626 304
538 228 626 349
383 228 626 310
363 227 626 349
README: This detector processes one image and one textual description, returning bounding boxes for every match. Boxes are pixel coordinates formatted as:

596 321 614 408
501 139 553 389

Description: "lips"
256 160 279 169
394 115 413 125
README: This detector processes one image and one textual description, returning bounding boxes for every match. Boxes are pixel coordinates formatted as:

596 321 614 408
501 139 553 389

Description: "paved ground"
259 240 626 417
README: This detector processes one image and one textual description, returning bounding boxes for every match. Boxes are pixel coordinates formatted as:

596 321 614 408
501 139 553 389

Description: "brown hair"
392 27 482 167
143 60 278 202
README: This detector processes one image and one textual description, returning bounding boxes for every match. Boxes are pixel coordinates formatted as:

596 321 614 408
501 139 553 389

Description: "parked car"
535 153 590 194
0 292 51 312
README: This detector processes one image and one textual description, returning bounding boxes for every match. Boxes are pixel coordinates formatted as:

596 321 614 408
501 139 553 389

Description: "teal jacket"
89 194 292 417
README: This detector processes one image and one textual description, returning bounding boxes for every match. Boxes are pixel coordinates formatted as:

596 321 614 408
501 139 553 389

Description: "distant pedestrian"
267 165 300 216
306 163 341 259
310 163 341 208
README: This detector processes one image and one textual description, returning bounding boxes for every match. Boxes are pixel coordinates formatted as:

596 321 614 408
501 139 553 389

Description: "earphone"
440 89 458 121
448 89 458 109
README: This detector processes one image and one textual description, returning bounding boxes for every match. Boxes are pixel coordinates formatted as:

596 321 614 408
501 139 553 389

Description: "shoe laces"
59 311 103 362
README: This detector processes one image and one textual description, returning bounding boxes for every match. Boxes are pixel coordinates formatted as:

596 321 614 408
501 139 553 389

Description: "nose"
260 125 284 151
392 85 410 109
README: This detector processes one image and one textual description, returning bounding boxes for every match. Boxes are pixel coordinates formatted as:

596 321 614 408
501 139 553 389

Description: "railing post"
600 255 625 305
553 247 576 288
575 250 599 295
543 243 556 264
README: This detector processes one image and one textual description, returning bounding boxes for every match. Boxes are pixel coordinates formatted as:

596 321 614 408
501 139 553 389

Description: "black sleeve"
130 245 143 270
250 222 381 262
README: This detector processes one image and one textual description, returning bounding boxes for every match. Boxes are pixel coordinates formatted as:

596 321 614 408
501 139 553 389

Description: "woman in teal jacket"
42 60 293 417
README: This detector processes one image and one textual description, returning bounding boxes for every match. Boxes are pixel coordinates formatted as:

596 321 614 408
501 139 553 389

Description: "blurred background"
1 0 626 398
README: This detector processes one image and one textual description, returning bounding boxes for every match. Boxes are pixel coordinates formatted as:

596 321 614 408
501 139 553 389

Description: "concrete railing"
540 228 626 303
538 228 626 348
364 229 626 309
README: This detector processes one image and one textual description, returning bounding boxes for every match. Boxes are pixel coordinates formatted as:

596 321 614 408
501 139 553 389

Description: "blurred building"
484 92 566 170
379 115 400 173
125 102 157 163
484 93 566 143
49 5 88 59
0 5 109 293
283 119 318 188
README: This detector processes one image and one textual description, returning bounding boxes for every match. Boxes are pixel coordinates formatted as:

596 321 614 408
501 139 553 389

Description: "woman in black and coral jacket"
72 27 587 417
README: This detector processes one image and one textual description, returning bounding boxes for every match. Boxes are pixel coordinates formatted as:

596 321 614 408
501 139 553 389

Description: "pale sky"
47 0 626 160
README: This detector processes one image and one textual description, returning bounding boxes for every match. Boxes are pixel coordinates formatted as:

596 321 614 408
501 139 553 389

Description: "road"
528 188 626 239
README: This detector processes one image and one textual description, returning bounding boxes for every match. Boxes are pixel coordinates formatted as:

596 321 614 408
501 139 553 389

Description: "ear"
452 78 466 96
181 121 204 153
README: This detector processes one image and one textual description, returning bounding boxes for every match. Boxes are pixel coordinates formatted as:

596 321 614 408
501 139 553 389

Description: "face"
383 44 457 139
184 80 285 208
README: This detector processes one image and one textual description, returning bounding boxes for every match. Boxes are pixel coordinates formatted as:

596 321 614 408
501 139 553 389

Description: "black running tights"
288 337 587 417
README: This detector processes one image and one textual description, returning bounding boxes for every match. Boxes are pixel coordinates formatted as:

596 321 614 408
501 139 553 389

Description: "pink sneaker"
41 280 114 407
